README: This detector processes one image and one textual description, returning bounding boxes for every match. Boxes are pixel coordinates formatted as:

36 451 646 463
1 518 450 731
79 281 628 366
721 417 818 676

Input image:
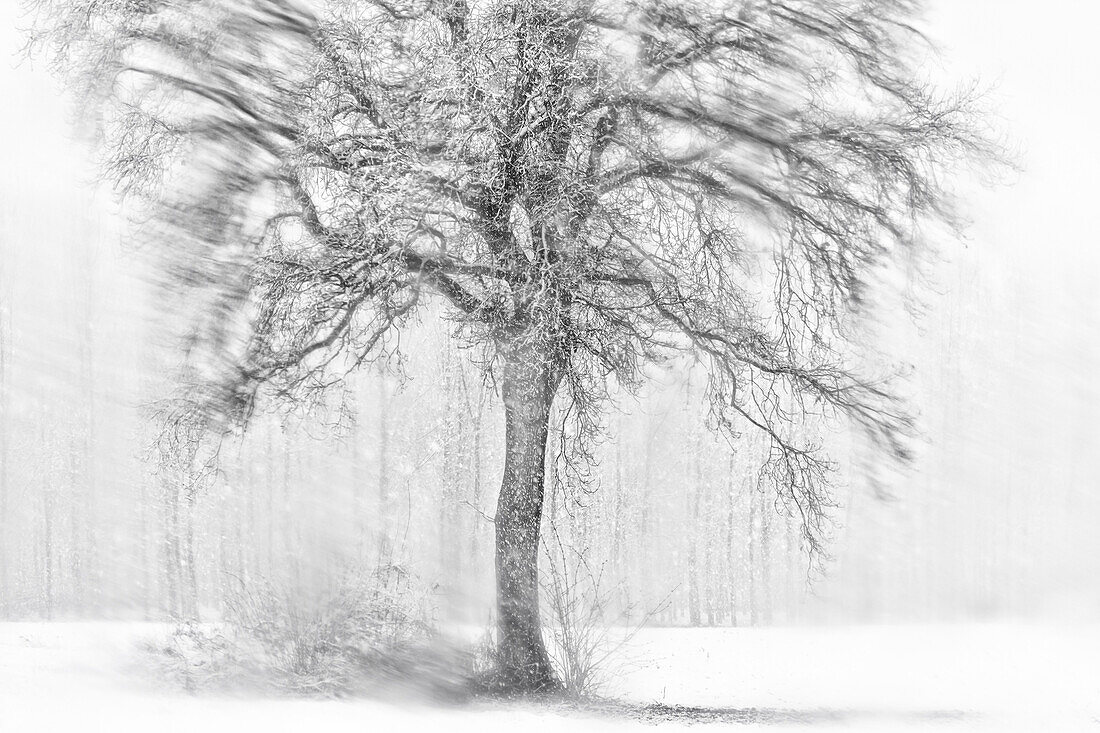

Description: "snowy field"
1 622 1097 732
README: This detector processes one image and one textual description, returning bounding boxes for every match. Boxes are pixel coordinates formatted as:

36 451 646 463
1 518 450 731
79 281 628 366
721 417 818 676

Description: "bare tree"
147 400 220 621
32 0 993 692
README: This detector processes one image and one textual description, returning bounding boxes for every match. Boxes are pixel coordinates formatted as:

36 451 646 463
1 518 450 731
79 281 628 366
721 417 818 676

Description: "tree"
0 250 9 617
32 0 992 692
147 400 219 620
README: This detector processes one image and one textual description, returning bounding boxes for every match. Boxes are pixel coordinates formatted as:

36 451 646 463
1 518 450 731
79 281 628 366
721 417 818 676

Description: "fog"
0 1 1098 729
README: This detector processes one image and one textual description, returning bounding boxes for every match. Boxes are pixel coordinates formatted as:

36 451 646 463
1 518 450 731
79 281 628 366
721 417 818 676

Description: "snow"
609 624 1100 730
1 622 1097 732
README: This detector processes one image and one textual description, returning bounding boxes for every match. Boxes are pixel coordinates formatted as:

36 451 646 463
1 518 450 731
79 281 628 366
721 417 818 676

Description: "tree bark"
492 341 561 693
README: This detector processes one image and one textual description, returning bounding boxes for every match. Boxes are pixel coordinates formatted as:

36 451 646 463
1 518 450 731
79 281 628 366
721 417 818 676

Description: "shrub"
148 562 448 697
540 528 658 699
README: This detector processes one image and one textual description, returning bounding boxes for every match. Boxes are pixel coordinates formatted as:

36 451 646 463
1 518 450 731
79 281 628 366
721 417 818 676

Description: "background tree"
0 239 9 616
32 0 990 692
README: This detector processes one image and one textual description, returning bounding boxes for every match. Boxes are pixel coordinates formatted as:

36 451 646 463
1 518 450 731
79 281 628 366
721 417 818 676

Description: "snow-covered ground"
1 622 1097 732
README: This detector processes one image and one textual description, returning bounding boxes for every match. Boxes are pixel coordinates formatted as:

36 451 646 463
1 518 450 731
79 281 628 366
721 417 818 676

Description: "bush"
147 621 235 694
148 562 457 697
540 528 658 699
226 564 434 694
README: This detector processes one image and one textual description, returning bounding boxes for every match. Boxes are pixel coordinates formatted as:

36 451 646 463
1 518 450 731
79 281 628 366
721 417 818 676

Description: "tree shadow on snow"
560 700 974 727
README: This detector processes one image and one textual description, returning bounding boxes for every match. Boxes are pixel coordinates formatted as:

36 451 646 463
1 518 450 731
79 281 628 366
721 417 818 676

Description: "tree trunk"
726 452 737 627
760 488 772 625
0 302 8 618
748 488 757 626
492 342 560 693
377 376 391 561
43 479 54 620
164 482 180 621
687 423 702 626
